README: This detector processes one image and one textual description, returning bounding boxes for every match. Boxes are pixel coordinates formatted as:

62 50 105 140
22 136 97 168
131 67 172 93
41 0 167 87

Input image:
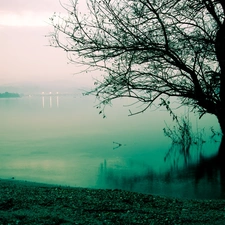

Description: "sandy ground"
0 178 225 224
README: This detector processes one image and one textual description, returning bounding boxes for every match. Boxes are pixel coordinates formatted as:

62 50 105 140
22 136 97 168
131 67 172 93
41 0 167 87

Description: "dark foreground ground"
0 179 225 225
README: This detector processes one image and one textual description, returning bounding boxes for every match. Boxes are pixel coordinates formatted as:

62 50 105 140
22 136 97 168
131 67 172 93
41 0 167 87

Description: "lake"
0 94 222 199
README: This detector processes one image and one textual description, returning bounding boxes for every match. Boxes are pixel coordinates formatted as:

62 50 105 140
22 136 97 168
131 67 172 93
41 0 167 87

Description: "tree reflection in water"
97 133 224 200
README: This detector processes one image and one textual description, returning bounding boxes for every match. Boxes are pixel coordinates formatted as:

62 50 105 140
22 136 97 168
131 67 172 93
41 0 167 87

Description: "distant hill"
0 92 20 98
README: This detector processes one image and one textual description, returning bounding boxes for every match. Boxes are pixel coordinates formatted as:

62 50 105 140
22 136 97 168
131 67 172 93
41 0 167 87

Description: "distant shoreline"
0 92 20 98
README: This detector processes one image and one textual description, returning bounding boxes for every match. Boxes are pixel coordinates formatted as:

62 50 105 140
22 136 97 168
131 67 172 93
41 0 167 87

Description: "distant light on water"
56 96 59 107
49 96 52 108
42 96 45 108
41 91 60 108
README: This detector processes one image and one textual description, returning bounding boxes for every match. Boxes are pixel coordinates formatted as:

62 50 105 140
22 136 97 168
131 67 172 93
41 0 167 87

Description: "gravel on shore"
0 179 225 224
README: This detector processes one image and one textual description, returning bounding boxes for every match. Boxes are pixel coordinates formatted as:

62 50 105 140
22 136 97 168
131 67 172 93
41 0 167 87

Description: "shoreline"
1 178 225 224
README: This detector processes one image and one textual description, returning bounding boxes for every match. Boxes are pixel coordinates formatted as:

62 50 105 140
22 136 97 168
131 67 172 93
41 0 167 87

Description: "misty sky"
0 0 93 86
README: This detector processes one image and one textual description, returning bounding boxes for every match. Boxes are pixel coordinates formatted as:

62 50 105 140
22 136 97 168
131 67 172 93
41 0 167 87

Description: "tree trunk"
217 114 225 135
215 6 225 156
218 134 225 158
215 8 225 98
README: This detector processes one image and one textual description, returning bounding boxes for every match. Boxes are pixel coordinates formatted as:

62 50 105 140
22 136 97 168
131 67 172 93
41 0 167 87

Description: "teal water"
0 95 221 199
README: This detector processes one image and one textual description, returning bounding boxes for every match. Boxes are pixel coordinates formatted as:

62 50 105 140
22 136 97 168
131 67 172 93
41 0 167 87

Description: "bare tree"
49 0 225 154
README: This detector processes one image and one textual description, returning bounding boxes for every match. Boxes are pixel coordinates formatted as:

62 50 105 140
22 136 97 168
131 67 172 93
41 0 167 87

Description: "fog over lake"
0 92 221 199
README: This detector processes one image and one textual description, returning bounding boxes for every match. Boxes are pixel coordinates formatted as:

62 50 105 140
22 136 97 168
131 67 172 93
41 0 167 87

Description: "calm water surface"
0 95 222 199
